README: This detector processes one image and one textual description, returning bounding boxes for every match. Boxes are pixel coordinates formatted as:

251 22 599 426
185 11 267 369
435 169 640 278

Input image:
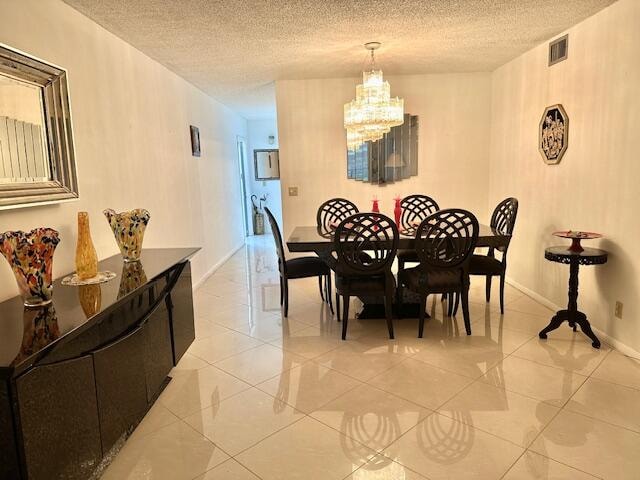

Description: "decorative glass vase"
394 197 402 227
0 228 60 307
103 208 150 262
76 212 98 280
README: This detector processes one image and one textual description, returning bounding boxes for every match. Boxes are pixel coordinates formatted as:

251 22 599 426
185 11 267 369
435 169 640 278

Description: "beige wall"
0 0 247 302
275 73 492 239
489 0 640 351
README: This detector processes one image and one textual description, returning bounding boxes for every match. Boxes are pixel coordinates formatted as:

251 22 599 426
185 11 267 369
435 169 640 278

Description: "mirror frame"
0 43 78 210
254 149 280 181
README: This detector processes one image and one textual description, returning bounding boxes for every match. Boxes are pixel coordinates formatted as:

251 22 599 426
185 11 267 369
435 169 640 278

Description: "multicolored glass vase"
0 228 61 307
75 212 98 280
103 208 150 262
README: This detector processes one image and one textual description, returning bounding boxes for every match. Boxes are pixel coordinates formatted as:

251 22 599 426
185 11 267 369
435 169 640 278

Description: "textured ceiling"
63 0 615 119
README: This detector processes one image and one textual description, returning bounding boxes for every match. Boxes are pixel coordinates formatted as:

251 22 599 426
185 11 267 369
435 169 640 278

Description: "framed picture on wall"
254 149 280 180
190 125 201 157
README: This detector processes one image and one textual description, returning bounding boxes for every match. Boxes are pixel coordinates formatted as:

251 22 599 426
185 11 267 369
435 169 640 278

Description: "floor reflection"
415 412 474 464
102 236 636 480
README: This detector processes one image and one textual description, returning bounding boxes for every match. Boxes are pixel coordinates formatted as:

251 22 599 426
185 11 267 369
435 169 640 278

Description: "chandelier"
344 42 404 149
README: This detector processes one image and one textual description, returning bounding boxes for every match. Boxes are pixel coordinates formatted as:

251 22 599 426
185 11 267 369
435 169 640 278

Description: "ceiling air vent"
549 34 568 66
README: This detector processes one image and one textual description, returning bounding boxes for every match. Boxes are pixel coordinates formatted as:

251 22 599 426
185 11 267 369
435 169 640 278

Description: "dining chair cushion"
469 254 503 275
285 256 330 279
397 249 419 263
399 267 461 291
335 274 392 294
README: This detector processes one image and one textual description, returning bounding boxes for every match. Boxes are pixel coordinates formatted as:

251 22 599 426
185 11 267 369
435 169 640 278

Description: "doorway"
236 136 250 237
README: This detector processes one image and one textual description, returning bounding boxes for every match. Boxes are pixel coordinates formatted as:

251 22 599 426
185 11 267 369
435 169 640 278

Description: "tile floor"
102 236 640 480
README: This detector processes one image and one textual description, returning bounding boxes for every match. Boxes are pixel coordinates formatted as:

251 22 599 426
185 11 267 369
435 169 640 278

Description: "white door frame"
236 136 250 237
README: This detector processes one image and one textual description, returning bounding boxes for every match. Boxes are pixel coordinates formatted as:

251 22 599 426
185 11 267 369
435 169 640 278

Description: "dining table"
287 224 511 318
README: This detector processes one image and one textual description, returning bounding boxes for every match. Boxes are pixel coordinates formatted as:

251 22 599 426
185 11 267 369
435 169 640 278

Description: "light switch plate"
288 186 298 197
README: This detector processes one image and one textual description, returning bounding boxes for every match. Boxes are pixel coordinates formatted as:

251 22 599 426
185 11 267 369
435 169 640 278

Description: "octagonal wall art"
539 104 569 165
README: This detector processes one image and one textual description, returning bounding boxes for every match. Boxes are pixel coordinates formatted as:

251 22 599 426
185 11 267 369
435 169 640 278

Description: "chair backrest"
264 207 286 273
316 198 359 233
400 194 440 233
414 209 479 271
490 197 519 236
333 212 398 276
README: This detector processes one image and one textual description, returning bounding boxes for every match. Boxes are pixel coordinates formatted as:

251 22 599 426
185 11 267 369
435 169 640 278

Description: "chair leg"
325 274 330 303
447 293 454 317
341 295 350 340
384 286 395 340
318 276 325 302
453 292 460 316
336 293 341 321
462 287 472 335
396 283 403 318
485 275 492 302
499 273 506 314
418 295 428 338
284 279 289 317
279 277 284 306
327 274 334 315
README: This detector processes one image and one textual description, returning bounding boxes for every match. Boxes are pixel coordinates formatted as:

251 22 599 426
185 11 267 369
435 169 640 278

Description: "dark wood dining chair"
397 209 479 337
316 198 359 316
317 198 359 234
328 212 398 340
264 207 332 317
397 194 440 272
469 197 518 314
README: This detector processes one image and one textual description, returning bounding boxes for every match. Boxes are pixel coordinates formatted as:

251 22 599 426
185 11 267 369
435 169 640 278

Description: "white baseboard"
192 241 245 291
506 277 640 359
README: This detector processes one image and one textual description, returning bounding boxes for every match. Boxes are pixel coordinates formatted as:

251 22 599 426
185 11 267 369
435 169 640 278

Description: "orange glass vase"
75 212 98 280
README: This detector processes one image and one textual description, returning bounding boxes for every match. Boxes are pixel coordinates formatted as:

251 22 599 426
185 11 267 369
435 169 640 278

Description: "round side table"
539 246 608 348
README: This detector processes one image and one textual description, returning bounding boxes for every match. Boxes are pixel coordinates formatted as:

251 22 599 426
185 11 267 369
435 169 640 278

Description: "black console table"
0 248 199 480
539 246 608 349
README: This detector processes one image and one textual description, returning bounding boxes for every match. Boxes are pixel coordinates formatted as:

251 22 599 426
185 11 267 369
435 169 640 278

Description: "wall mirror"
347 114 418 185
254 149 280 180
0 44 78 209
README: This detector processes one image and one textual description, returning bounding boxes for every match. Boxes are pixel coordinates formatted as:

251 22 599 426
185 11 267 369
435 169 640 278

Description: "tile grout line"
516 449 605 480
191 457 266 480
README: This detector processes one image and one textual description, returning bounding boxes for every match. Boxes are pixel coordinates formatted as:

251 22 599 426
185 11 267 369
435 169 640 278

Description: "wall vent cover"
549 34 568 66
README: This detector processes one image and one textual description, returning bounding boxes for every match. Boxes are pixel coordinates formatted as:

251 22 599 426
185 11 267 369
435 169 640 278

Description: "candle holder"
394 197 402 227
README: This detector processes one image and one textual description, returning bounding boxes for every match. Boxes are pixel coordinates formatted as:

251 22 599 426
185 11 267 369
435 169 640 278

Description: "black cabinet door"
16 356 102 480
93 325 148 455
0 379 19 480
143 301 174 403
168 262 195 365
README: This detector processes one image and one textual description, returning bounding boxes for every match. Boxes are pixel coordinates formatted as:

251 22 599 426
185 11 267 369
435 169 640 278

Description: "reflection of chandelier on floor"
344 42 404 150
